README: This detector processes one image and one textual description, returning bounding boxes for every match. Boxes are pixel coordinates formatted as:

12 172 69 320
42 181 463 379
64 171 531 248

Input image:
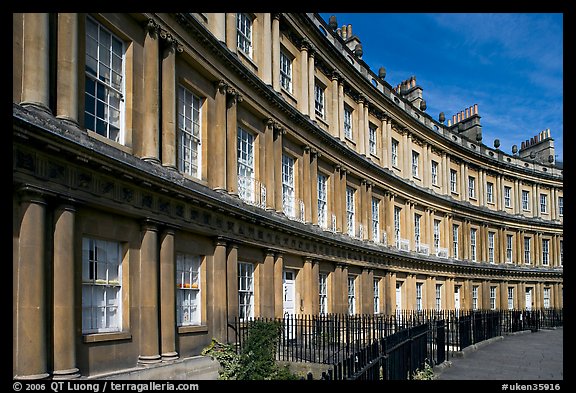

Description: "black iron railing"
229 308 562 380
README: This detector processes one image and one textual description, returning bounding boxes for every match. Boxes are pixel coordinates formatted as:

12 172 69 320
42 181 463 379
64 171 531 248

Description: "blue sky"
319 13 563 162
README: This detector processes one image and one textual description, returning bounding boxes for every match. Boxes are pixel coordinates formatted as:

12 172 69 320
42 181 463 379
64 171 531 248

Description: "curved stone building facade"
13 13 562 379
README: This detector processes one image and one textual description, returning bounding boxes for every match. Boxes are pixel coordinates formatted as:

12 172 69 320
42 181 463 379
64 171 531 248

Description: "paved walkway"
435 327 563 380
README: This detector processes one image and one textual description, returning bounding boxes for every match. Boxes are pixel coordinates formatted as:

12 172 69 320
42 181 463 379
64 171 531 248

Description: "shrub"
202 319 299 380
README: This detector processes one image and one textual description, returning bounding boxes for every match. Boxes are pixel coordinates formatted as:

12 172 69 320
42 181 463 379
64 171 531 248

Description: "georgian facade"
13 13 563 379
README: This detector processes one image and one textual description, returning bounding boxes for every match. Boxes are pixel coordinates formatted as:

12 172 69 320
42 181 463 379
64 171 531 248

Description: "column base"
161 352 179 362
52 368 81 379
138 355 162 365
20 101 53 115
13 372 50 380
142 157 161 165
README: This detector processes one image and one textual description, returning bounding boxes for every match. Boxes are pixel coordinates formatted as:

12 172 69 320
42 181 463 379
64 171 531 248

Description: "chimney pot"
329 15 338 30
521 141 525 149
465 108 469 118
347 24 352 38
452 115 457 124
448 119 452 126
474 104 478 115
457 113 461 122
341 25 347 40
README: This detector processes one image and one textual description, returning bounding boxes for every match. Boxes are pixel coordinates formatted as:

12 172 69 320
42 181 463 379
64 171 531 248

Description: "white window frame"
372 197 380 242
369 124 377 155
522 190 530 211
319 273 328 315
84 16 125 143
82 237 122 334
452 224 459 259
504 186 512 208
412 151 419 178
282 154 295 217
450 169 457 193
506 234 513 263
317 174 328 229
490 286 496 310
237 126 255 203
472 286 479 311
238 262 254 321
394 206 401 248
346 186 355 237
560 240 563 265
508 287 514 310
488 232 495 264
344 106 353 139
280 49 292 93
176 254 201 326
347 275 356 315
435 284 442 311
540 194 547 213
524 237 531 264
236 13 253 57
177 85 202 178
470 228 477 262
543 287 551 309
433 219 441 251
558 196 563 216
542 238 550 266
486 182 493 203
468 176 476 199
373 278 380 314
314 83 325 119
414 213 421 247
391 139 399 167
416 283 423 311
431 161 438 185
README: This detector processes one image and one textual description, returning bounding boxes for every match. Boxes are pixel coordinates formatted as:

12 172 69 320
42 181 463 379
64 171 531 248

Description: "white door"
283 270 296 340
454 286 461 311
525 288 533 311
396 282 402 312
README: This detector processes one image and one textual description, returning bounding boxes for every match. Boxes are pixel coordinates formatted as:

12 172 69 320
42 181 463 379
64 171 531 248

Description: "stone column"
367 183 373 241
478 169 485 206
385 192 395 246
310 150 319 225
261 13 272 85
356 97 366 155
334 264 345 314
299 41 309 115
460 162 467 201
161 37 179 169
271 14 281 92
302 147 311 223
331 72 340 138
445 154 451 195
517 230 524 265
273 252 284 318
14 191 49 379
21 13 50 111
340 169 348 234
338 81 345 141
274 126 285 213
535 184 541 218
159 229 178 361
359 268 373 314
462 220 469 260
422 143 429 188
308 49 316 121
53 204 80 379
225 13 237 53
141 20 160 162
384 271 396 315
139 221 161 364
496 175 502 210
226 90 242 196
381 116 389 168
426 276 436 310
56 13 79 123
402 131 409 177
333 166 342 232
209 81 228 190
210 239 228 342
263 120 275 210
226 243 239 342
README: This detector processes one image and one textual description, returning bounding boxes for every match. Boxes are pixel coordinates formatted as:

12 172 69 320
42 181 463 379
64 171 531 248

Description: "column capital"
215 80 228 95
331 70 342 81
145 19 160 39
303 145 311 154
17 185 49 205
141 219 160 232
299 38 311 51
272 13 282 20
159 29 183 55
